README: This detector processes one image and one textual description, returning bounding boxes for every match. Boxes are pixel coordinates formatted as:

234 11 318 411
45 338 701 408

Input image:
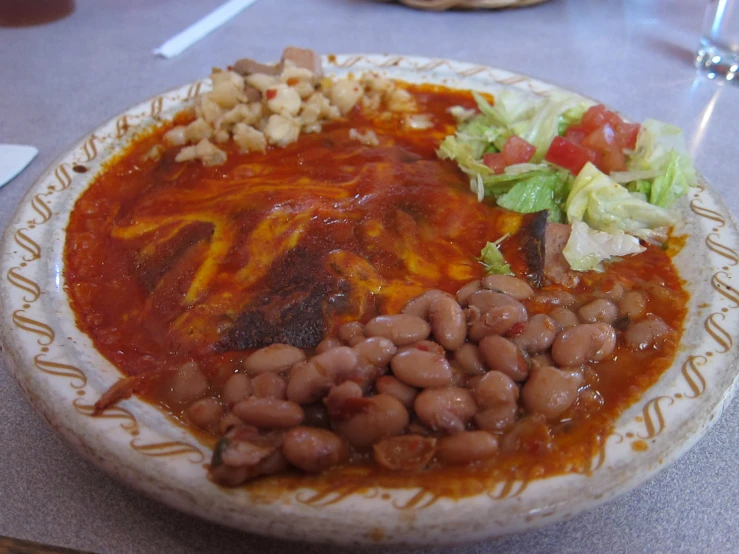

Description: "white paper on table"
153 0 260 59
0 145 38 189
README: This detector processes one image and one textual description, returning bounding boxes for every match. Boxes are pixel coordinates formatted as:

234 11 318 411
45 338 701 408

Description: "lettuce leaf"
625 119 697 208
566 162 677 237
520 95 591 162
495 170 570 222
479 237 513 275
563 221 645 272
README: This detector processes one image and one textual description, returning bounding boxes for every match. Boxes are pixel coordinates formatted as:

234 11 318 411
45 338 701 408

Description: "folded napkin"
0 144 38 189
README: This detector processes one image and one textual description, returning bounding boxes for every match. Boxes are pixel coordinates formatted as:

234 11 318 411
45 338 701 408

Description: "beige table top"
1 1 738 552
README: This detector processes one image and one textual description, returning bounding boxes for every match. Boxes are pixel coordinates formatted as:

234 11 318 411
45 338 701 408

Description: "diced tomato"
265 89 277 100
600 145 627 174
482 152 506 174
582 123 617 151
565 126 587 145
581 104 621 133
544 136 596 175
615 122 640 150
582 124 627 173
502 136 536 165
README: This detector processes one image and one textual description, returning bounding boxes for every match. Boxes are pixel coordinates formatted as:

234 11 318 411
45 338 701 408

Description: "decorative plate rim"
1 53 738 546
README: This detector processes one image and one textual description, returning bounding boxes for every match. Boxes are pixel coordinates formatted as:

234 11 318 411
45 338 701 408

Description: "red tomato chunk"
502 136 536 165
483 152 506 174
544 136 596 175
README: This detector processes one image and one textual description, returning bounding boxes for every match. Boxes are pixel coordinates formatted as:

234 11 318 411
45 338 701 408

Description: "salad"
438 91 697 272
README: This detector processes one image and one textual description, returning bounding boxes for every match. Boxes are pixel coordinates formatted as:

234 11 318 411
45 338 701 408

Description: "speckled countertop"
1 0 738 552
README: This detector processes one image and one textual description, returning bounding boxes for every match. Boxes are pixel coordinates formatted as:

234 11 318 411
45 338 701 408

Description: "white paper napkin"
153 0 260 59
0 145 38 189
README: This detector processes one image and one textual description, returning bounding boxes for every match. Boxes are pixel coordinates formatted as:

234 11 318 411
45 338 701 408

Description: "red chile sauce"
64 83 687 498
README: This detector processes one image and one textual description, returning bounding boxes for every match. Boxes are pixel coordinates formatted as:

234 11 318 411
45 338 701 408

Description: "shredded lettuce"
563 221 645 272
520 95 591 162
624 119 697 207
438 91 694 253
479 236 513 275
566 162 678 237
495 171 570 222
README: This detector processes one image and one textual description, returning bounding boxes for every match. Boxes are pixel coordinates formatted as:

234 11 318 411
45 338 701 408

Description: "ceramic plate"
1 55 738 546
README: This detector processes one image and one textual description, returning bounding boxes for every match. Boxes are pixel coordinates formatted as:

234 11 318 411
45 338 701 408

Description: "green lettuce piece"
566 162 677 236
479 238 513 275
495 171 570 222
437 135 492 177
625 119 697 207
521 95 592 162
649 150 693 208
563 221 645 272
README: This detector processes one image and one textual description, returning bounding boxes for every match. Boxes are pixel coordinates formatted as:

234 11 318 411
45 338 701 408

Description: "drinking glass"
696 0 739 82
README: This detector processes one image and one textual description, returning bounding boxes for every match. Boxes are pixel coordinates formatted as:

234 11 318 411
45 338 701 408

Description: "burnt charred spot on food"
133 221 215 292
523 210 548 288
613 315 631 331
220 247 333 350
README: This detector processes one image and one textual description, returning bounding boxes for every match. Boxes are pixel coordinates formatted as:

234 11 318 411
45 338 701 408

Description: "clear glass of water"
696 0 739 82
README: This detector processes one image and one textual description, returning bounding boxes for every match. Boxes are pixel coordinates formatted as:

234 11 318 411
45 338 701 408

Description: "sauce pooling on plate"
65 81 687 495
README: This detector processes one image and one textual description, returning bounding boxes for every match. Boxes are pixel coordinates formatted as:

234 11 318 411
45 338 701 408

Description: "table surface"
1 0 738 552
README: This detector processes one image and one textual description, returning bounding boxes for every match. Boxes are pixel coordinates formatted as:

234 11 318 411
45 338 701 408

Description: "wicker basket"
390 0 549 10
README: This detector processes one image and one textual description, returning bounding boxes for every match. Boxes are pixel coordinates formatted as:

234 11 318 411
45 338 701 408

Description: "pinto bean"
468 303 528 342
375 375 418 408
414 387 477 434
402 289 453 320
436 431 499 465
372 435 436 471
548 307 579 332
338 321 365 345
500 415 552 455
481 274 534 300
334 394 409 449
456 280 481 305
529 290 576 310
169 361 209 405
364 314 431 346
471 370 518 408
233 397 304 429
286 362 332 404
521 366 583 420
474 404 518 432
551 323 616 366
397 340 445 356
311 346 359 381
428 296 466 350
578 298 618 324
623 317 671 350
510 314 557 354
186 397 224 432
315 337 342 354
210 438 285 486
466 289 519 312
219 412 244 435
323 381 363 419
619 291 647 320
352 336 397 367
222 373 252 406
390 349 453 388
478 335 528 381
251 373 287 399
453 343 487 376
594 281 625 302
282 427 349 473
244 344 307 375
210 427 283 486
